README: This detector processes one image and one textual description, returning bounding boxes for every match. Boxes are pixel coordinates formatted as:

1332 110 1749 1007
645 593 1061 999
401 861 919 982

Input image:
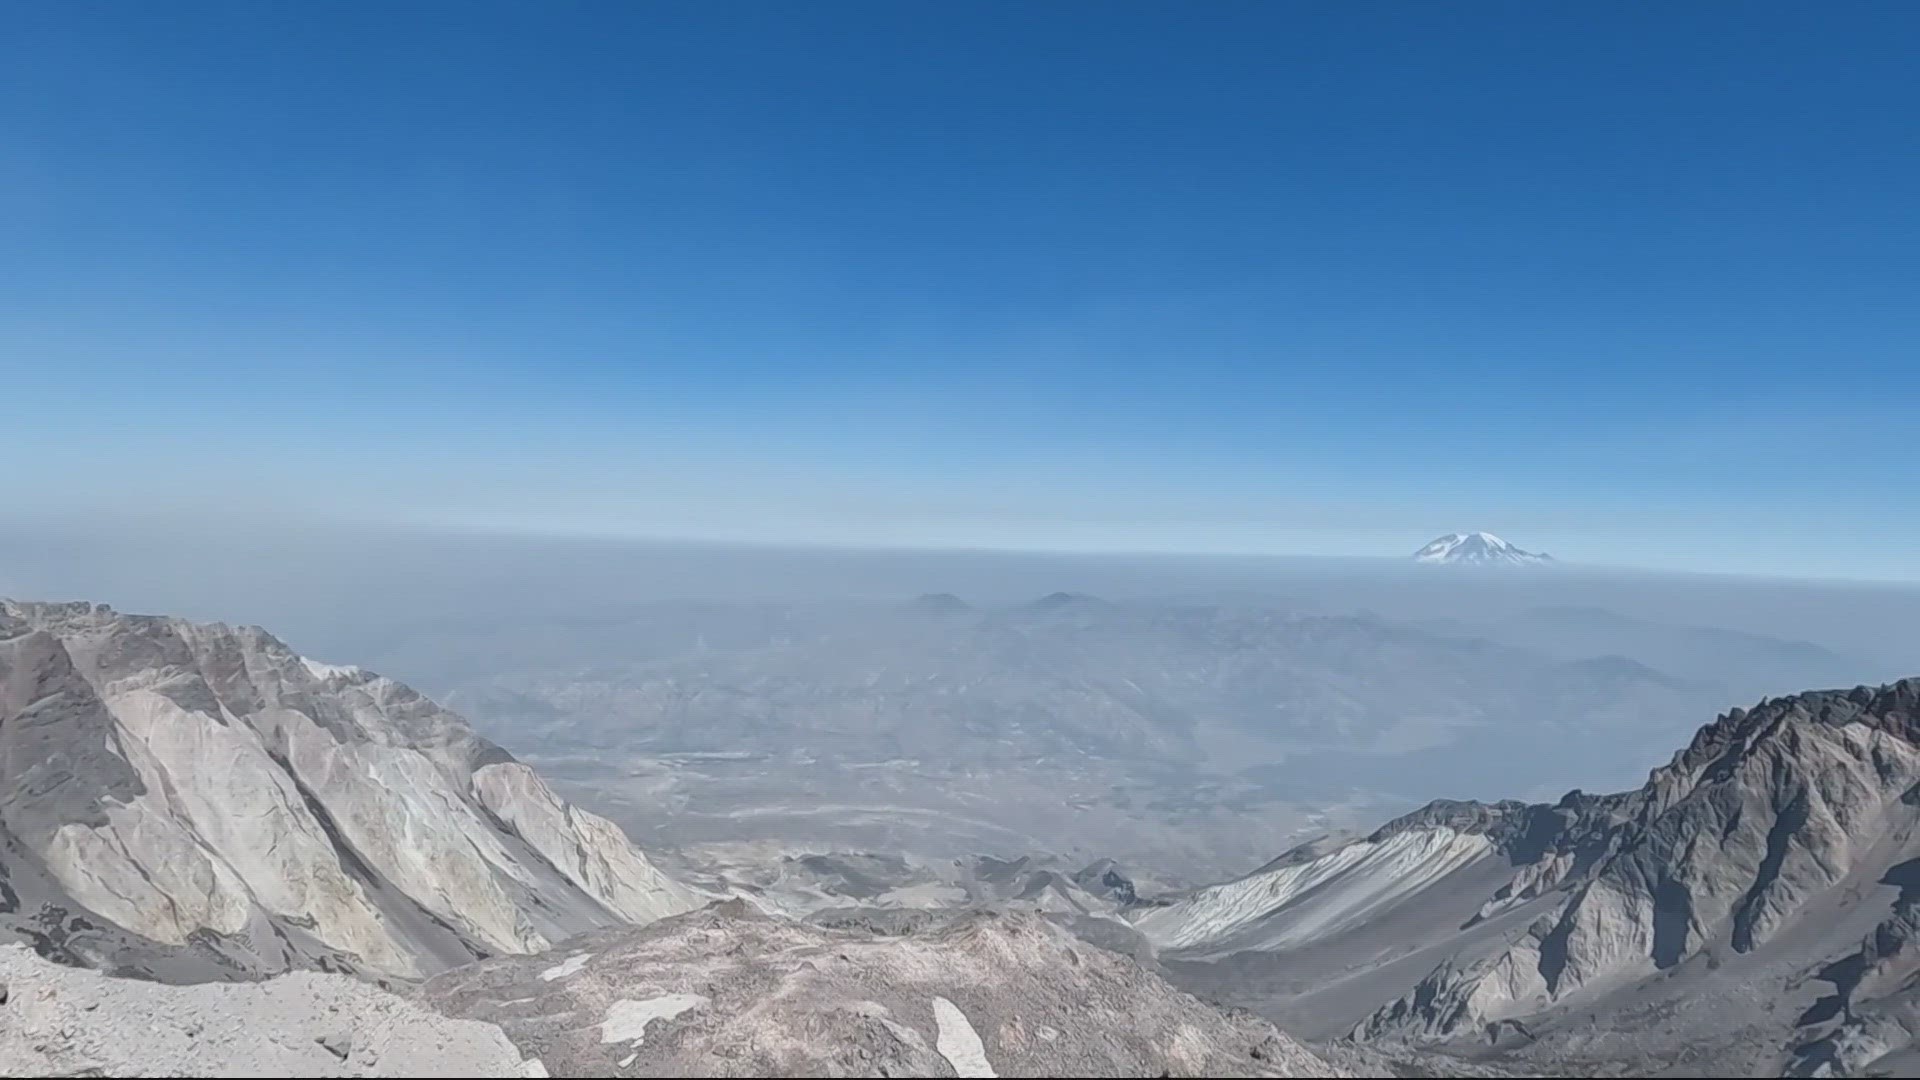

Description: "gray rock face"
1367 682 1920 1036
0 599 699 979
421 902 1345 1077
1154 679 1920 1076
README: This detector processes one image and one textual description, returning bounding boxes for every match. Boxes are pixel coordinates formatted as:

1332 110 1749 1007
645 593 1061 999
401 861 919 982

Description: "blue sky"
4 4 1918 577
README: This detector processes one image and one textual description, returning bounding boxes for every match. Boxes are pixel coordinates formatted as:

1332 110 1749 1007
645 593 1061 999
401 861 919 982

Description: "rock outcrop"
422 903 1345 1077
1152 679 1920 1076
1359 681 1920 1044
0 599 700 979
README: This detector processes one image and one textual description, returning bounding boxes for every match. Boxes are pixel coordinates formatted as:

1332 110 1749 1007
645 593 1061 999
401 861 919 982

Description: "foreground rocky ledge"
0 944 545 1077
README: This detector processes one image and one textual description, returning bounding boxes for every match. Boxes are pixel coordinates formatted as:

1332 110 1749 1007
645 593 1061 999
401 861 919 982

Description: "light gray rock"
422 902 1345 1077
316 1029 353 1060
0 943 535 1077
0 599 700 979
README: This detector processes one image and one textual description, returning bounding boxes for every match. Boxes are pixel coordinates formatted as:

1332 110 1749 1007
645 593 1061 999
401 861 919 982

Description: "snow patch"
599 993 709 1044
300 656 363 681
539 952 592 982
932 996 997 1078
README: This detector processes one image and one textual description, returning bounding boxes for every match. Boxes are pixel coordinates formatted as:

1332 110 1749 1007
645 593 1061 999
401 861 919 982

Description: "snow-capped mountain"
1411 532 1552 566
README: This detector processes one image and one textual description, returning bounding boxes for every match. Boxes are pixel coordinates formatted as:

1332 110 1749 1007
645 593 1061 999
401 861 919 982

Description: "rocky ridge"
0 599 700 980
1145 679 1920 1076
1359 681 1920 1045
422 902 1344 1077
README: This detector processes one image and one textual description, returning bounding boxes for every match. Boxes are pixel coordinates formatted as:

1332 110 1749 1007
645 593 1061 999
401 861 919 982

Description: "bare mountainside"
0 599 699 980
422 596 1752 880
421 902 1343 1078
0 905 1348 1079
1146 678 1920 1077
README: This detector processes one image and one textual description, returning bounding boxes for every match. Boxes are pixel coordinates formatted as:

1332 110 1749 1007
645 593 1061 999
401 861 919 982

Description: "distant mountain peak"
1412 531 1552 566
1034 591 1101 607
906 592 971 614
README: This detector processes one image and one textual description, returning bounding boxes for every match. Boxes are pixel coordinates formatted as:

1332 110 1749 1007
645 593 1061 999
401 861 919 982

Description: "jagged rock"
1151 678 1920 1076
0 599 700 978
1786 1015 1910 1078
1357 681 1920 1046
1072 858 1139 906
315 1030 352 1060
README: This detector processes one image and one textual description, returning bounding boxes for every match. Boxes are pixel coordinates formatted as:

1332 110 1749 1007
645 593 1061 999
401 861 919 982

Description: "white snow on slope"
539 953 591 982
1134 827 1494 955
932 996 998 1078
1411 532 1552 566
300 656 364 681
599 993 709 1044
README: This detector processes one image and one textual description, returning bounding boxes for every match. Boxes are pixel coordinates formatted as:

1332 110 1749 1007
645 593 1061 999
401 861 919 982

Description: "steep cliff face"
0 600 700 979
1150 680 1920 1075
1357 682 1920 1043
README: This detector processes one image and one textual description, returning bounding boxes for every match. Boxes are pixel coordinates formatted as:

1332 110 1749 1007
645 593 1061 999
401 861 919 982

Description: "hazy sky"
5 4 1917 578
